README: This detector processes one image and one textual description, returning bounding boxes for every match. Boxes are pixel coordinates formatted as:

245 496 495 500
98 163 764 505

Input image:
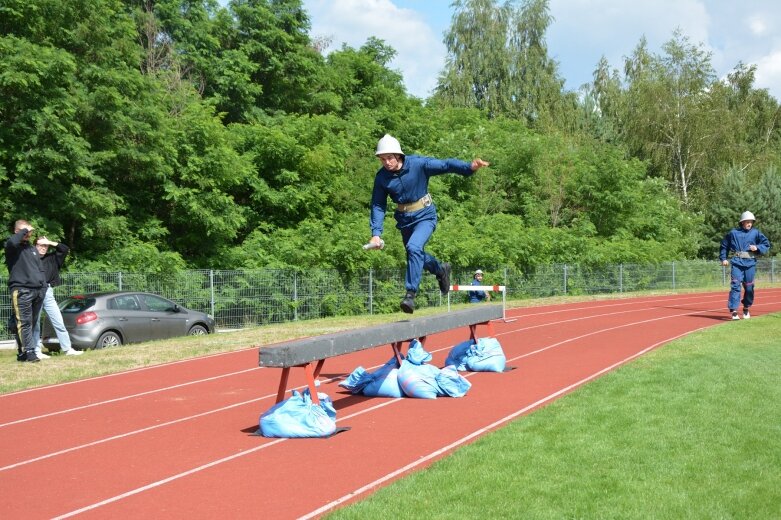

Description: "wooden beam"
258 304 503 368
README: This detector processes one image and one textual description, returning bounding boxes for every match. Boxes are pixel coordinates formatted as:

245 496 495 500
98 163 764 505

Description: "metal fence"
1 259 777 340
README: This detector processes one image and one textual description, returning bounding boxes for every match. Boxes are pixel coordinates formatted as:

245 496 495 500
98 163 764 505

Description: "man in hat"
719 211 771 320
468 269 491 303
367 134 489 314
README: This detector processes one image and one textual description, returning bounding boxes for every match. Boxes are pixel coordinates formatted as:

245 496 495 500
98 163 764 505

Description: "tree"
621 30 724 206
507 0 565 126
701 167 755 258
434 0 511 117
754 167 781 254
230 0 326 115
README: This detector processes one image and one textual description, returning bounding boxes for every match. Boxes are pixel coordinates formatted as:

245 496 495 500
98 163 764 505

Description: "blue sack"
444 339 475 371
397 360 441 399
436 365 472 397
362 365 403 398
259 388 337 438
339 366 372 394
465 337 506 372
340 357 403 398
405 339 432 365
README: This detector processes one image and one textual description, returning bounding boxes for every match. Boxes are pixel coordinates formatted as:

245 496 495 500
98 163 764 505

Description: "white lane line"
0 367 260 429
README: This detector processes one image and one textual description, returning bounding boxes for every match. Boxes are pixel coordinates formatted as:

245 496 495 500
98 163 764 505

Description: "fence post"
209 270 215 318
293 271 298 322
772 258 776 283
619 264 623 293
369 268 374 315
563 264 568 295
672 262 676 290
118 271 122 291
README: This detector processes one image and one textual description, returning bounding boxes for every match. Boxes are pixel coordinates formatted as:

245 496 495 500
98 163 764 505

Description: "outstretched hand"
471 158 490 171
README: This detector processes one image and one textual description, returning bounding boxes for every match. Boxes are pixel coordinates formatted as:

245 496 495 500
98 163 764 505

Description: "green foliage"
1 0 779 277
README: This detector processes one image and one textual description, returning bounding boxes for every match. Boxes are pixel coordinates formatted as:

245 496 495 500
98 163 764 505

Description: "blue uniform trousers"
728 263 756 311
400 219 442 292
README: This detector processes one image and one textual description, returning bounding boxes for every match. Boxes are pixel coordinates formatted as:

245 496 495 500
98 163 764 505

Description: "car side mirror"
172 304 180 312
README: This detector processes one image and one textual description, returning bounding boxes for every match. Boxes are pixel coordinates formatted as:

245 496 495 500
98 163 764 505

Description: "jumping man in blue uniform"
368 135 489 314
719 211 771 320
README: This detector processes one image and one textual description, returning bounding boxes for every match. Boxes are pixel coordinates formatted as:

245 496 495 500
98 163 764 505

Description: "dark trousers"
11 287 46 359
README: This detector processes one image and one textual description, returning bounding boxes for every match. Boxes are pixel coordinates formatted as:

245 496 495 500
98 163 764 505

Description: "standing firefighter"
368 134 489 314
719 211 771 320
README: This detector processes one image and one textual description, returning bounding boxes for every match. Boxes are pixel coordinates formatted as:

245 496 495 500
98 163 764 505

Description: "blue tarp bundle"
339 356 403 398
444 337 506 372
397 340 471 398
341 340 472 399
259 388 337 438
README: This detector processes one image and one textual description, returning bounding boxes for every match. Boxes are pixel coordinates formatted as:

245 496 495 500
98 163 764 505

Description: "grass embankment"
327 313 781 519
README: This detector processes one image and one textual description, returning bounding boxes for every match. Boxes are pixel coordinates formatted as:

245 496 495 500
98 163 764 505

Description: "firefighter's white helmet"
739 211 756 223
375 134 404 156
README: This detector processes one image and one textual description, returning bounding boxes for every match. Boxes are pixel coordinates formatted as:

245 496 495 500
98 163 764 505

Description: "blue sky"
302 0 781 101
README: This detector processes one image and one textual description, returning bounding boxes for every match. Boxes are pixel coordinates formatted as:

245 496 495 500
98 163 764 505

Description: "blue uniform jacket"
468 278 487 303
719 226 771 267
370 155 474 236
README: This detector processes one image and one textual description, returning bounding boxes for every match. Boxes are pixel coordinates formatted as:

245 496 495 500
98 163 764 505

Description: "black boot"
436 262 451 295
400 291 416 314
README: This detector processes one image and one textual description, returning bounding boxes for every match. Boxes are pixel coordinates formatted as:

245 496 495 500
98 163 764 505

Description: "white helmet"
474 269 483 276
375 134 404 156
739 211 756 223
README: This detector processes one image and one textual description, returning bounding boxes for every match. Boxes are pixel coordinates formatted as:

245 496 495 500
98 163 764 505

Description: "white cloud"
304 0 446 98
754 49 781 94
746 15 768 36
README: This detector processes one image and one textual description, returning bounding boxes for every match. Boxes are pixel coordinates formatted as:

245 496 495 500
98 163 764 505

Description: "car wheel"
188 324 208 336
95 331 122 349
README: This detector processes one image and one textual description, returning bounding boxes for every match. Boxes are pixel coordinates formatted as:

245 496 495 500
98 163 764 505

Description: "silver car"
42 291 216 350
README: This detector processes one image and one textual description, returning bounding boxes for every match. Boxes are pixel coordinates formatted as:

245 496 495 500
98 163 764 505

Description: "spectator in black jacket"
33 237 82 357
5 220 47 362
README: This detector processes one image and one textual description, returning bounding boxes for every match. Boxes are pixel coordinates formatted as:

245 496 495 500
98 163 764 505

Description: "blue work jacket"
370 155 473 236
719 226 771 267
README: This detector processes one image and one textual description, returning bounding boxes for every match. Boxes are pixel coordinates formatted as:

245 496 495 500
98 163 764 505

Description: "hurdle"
258 305 503 405
447 283 510 321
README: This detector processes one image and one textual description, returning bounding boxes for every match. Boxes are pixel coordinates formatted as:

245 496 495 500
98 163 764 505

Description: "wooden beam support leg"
276 367 291 404
304 362 321 405
391 341 404 365
313 359 325 379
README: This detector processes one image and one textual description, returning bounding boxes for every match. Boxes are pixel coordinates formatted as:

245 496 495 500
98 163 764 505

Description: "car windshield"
60 297 96 313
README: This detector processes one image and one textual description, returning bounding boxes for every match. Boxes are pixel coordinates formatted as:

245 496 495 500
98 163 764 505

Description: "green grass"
326 313 781 519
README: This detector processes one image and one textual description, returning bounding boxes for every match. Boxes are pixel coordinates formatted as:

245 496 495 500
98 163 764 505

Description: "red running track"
2 290 780 519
